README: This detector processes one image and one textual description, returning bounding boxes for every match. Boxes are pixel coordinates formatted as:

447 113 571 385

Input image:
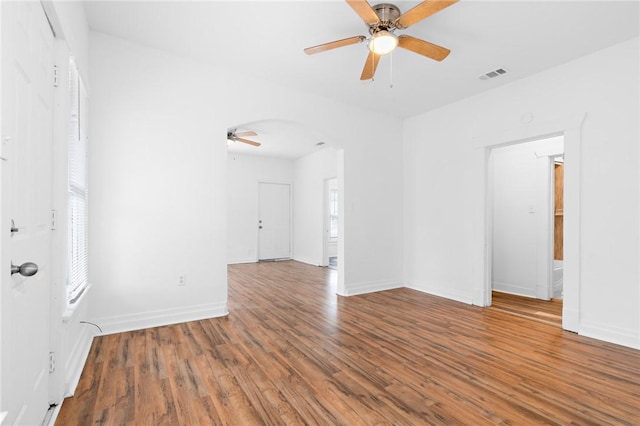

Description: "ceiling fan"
227 129 261 147
304 0 458 80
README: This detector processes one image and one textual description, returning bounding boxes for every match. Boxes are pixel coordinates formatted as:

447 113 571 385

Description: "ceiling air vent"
479 67 508 80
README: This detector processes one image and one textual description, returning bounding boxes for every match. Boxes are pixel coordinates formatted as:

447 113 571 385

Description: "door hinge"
49 352 56 373
53 65 59 87
51 209 57 230
0 136 10 161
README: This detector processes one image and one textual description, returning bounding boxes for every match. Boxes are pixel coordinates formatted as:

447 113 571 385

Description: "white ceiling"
227 119 332 160
84 0 639 158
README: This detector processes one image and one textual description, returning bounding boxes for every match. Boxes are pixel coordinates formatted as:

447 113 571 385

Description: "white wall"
89 31 404 331
89 33 229 333
339 136 403 295
227 154 293 264
491 137 563 298
403 37 639 349
293 147 338 266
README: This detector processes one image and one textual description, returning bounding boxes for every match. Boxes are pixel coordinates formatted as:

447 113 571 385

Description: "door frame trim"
322 177 338 268
474 112 586 332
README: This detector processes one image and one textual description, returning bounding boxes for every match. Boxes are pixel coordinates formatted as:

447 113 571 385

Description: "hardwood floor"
56 261 640 425
490 290 563 328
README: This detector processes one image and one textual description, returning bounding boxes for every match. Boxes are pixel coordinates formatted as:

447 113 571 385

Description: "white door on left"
1 2 55 424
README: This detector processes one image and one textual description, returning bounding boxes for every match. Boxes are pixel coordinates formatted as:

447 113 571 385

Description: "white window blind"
67 59 88 304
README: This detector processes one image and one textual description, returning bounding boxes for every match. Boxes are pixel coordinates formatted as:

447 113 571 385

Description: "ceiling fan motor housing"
371 3 401 32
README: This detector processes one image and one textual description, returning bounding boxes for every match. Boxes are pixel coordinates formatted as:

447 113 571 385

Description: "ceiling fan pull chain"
371 50 376 82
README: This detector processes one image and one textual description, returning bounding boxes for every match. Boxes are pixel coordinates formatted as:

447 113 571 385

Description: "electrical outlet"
178 275 186 286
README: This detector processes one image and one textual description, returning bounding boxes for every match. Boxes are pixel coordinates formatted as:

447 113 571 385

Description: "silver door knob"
11 262 38 277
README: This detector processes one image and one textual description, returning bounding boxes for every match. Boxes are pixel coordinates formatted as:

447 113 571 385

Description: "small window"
329 188 338 240
67 58 88 304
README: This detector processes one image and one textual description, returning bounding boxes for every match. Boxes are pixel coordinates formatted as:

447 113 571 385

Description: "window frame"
66 57 89 305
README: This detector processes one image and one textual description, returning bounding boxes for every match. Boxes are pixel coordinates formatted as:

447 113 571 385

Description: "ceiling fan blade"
394 0 458 29
234 131 257 137
360 51 381 80
304 36 366 55
235 137 261 147
346 0 380 26
397 35 451 61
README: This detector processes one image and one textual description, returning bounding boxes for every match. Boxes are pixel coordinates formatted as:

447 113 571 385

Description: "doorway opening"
323 177 338 270
552 156 564 299
488 135 564 326
225 119 343 298
479 113 584 332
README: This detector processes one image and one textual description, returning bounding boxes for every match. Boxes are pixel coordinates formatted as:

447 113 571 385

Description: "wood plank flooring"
490 290 563 328
56 260 640 425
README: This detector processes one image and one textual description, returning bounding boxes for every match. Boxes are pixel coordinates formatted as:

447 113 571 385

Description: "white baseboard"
46 405 61 426
64 325 94 397
93 302 229 335
492 281 537 298
339 279 403 296
227 258 258 265
405 281 473 305
472 287 487 307
580 320 640 350
562 306 579 332
293 256 321 267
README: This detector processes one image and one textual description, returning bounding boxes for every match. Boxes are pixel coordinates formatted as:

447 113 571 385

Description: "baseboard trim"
340 279 402 296
580 320 639 350
292 256 321 267
93 302 229 336
492 281 537 298
562 306 579 332
405 281 473 305
472 287 486 307
227 259 258 265
64 324 94 397
46 404 62 426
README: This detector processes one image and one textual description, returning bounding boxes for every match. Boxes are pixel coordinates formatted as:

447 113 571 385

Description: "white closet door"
258 183 290 260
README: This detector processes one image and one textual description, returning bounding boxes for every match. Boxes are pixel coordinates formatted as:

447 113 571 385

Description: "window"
67 58 88 304
329 188 338 240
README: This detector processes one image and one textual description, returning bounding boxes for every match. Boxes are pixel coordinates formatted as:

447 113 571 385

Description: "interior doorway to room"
225 123 343 297
489 135 564 326
258 182 291 261
323 178 338 269
552 157 564 299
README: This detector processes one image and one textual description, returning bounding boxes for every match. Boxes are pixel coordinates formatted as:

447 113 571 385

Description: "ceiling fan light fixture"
226 138 235 146
369 30 398 55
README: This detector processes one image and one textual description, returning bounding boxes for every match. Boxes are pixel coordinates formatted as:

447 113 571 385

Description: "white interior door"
258 183 290 260
1 2 55 424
